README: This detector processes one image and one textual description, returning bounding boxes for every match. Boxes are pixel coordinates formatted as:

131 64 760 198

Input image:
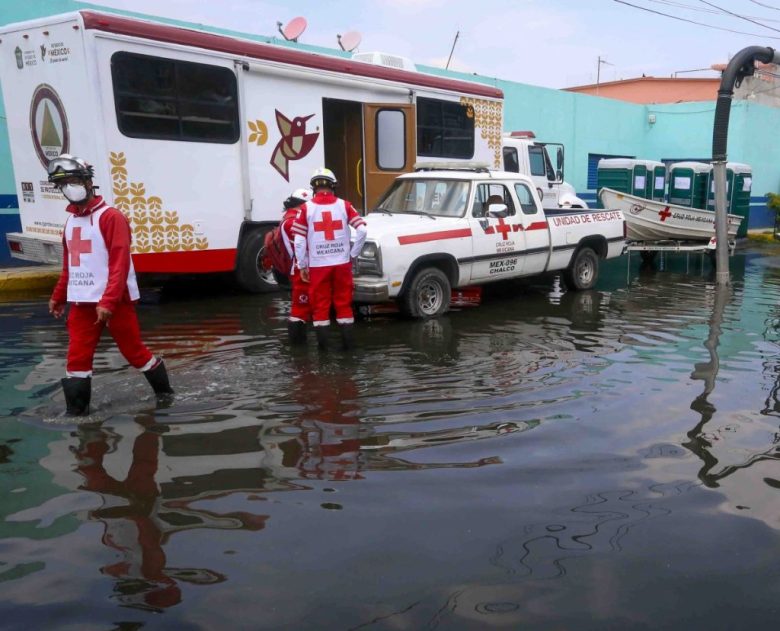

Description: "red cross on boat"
658 206 672 222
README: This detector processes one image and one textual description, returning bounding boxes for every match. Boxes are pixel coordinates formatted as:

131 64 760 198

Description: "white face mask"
61 183 88 203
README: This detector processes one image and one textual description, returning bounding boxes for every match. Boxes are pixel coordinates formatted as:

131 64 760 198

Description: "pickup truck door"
513 182 551 275
466 182 527 282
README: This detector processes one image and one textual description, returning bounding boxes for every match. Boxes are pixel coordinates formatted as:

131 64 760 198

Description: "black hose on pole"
711 46 778 284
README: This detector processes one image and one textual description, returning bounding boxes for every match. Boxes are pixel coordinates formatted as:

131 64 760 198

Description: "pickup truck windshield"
374 179 470 217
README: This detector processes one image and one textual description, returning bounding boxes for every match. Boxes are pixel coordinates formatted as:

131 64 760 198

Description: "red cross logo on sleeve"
313 211 343 240
67 227 92 266
658 206 672 222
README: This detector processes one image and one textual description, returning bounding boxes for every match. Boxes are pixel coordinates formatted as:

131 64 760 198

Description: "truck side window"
503 147 519 173
514 183 538 215
528 146 547 177
472 183 515 217
111 52 239 144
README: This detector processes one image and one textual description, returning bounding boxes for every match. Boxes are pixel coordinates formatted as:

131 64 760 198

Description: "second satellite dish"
337 31 362 52
277 16 307 42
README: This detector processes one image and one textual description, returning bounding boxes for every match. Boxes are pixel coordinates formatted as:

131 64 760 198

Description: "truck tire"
564 247 599 291
235 229 280 293
401 267 451 318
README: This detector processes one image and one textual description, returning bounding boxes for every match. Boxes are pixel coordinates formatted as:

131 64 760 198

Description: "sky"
83 0 780 89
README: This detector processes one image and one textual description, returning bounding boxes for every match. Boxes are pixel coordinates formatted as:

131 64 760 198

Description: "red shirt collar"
312 191 338 204
67 195 105 217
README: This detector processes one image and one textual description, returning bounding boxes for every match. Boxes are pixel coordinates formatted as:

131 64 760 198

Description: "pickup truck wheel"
235 229 280 293
402 267 451 318
564 247 599 291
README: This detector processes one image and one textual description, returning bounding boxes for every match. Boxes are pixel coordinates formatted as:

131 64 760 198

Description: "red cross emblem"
484 217 521 238
313 211 343 240
67 227 92 266
658 206 672 222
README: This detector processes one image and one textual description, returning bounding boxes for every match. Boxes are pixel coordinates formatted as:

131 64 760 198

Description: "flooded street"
2 245 780 630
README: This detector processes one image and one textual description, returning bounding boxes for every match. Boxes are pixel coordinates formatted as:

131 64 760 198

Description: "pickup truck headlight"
354 241 382 276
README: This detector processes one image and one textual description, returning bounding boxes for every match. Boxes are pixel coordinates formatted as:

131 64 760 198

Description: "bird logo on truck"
29 83 69 168
270 109 319 181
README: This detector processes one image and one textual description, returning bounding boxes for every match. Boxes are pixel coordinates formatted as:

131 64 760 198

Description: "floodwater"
1 245 780 630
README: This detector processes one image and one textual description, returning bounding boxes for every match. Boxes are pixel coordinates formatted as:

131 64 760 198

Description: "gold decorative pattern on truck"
459 97 502 168
110 152 208 253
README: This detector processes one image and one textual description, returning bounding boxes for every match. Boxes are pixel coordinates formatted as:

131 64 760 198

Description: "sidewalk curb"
0 265 60 292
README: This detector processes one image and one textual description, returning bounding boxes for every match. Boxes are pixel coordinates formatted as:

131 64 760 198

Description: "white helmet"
47 154 94 183
284 188 311 209
310 167 337 189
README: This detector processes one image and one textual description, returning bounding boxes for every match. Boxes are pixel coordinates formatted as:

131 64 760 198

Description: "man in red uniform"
280 188 312 345
47 155 172 415
292 168 367 351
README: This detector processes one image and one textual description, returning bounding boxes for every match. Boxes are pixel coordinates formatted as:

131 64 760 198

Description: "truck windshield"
374 179 470 217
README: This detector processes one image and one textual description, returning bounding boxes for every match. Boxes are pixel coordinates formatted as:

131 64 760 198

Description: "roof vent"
352 51 416 72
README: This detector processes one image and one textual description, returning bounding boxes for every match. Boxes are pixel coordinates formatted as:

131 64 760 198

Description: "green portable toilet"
706 164 734 211
730 162 752 238
668 161 711 208
597 158 649 203
637 160 666 201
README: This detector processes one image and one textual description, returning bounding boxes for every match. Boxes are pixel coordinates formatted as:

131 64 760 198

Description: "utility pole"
596 56 613 95
446 30 460 70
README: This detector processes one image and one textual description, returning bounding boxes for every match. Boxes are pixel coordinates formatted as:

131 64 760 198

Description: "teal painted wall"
2 0 779 252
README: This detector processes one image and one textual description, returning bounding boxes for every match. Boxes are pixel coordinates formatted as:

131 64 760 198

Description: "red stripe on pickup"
525 221 549 231
398 228 472 245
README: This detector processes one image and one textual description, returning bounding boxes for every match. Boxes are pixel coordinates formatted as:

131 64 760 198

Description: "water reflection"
74 416 229 612
683 284 780 488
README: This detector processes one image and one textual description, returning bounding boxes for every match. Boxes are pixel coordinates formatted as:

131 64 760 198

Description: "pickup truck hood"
364 212 466 244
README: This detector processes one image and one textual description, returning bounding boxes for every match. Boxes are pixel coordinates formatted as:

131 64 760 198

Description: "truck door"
363 104 415 212
467 182 526 282
514 181 550 276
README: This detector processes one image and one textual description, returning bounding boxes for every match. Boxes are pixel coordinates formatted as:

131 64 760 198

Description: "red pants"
308 263 354 326
289 269 312 322
66 302 155 377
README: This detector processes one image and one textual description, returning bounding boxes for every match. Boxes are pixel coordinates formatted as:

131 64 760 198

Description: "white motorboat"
599 187 742 242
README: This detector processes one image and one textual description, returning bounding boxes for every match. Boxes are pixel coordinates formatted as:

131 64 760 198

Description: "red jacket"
51 195 136 311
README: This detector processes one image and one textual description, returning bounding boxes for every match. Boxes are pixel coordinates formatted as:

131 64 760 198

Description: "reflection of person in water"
73 420 181 611
289 364 363 481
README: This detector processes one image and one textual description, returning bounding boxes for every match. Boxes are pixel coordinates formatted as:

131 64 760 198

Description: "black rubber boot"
144 360 174 395
62 376 91 416
287 320 307 345
339 324 354 351
314 326 330 351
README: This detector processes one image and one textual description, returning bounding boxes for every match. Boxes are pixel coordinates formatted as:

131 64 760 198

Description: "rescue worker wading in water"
47 154 173 416
292 168 367 351
280 188 312 345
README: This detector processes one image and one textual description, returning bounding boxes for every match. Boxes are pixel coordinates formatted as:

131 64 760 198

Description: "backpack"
262 212 295 277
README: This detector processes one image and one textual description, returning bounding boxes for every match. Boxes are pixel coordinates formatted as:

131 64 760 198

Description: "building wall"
565 78 719 104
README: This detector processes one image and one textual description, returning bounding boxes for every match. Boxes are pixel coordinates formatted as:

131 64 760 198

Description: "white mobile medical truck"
0 11 504 291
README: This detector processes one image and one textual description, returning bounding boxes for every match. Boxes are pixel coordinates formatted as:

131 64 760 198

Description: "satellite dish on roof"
337 31 362 52
277 16 307 42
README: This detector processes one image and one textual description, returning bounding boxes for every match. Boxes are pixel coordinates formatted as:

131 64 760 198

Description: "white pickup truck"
352 164 626 318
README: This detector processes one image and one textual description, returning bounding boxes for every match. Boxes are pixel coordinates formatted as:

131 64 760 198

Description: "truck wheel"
564 247 599 291
235 229 279 293
401 267 451 318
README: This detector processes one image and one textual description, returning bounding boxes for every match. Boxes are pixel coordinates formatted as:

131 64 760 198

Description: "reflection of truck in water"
0 10 503 292
353 165 626 318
